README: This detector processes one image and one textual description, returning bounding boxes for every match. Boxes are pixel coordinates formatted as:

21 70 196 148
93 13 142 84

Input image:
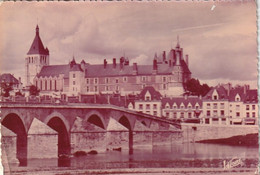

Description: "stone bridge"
0 103 182 166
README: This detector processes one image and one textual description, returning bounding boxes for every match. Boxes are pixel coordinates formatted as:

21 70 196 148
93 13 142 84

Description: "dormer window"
214 95 217 100
146 96 150 101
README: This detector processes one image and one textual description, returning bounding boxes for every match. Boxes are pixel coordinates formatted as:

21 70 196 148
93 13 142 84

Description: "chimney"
185 54 189 67
153 59 157 70
153 59 158 74
113 58 116 68
227 83 231 96
244 84 249 94
104 59 107 69
133 63 138 75
120 57 124 70
162 51 166 62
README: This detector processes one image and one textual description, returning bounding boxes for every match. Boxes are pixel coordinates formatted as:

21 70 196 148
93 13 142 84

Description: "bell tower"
25 25 49 86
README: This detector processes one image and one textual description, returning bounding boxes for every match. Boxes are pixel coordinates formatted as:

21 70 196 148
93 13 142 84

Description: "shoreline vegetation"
196 133 258 147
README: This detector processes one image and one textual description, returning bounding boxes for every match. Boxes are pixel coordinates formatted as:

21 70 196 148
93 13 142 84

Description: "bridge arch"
45 112 70 156
85 111 106 130
118 115 133 153
44 112 70 133
1 113 27 165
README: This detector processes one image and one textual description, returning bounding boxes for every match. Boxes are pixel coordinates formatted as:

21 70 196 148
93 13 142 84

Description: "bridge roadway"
0 102 182 166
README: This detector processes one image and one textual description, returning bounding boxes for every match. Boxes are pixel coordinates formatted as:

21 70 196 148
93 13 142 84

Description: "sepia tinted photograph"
0 1 258 175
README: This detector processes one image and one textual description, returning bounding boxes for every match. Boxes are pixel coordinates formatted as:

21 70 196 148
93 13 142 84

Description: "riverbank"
5 167 258 175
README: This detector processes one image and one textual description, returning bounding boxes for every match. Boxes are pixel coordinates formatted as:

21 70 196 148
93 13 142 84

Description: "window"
166 104 170 109
207 111 210 117
163 77 166 82
236 112 240 117
146 96 150 101
173 105 177 109
180 105 184 109
195 105 199 109
213 110 217 117
146 104 150 110
40 80 42 90
188 105 192 109
94 86 98 92
106 86 109 91
220 110 224 116
116 85 119 91
45 80 47 90
236 105 240 110
153 111 157 116
252 105 255 110
188 112 192 118
86 86 89 92
246 112 250 118
86 79 89 84
54 80 57 90
73 74 76 78
252 112 256 117
213 95 217 100
163 84 167 90
220 103 224 109
142 76 146 81
173 112 177 118
105 78 109 84
123 77 127 82
166 112 169 117
94 78 98 84
180 112 184 118
207 103 210 109
213 103 217 109
153 104 157 109
73 81 76 85
50 80 52 90
246 105 250 110
139 104 143 110
115 79 119 83
236 97 239 101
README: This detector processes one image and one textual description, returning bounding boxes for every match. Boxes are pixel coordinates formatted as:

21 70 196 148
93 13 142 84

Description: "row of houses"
127 84 258 125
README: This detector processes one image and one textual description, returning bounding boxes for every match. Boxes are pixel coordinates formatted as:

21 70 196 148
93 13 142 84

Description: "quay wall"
181 124 258 143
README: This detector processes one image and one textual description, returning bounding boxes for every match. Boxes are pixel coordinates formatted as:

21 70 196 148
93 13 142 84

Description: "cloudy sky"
0 1 257 88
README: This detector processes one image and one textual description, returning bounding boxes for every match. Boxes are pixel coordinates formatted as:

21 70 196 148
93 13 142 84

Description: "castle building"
26 25 191 97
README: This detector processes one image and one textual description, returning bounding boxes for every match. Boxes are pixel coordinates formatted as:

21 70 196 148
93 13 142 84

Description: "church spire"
36 25 39 36
27 25 49 55
176 35 180 48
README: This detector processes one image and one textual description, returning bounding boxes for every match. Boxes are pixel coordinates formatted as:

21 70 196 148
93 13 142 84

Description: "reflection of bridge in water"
0 103 182 166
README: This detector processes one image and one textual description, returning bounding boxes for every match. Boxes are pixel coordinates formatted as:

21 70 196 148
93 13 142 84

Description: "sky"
0 1 257 88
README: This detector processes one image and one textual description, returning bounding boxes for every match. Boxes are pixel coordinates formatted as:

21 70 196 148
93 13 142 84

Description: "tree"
185 78 211 97
29 85 40 96
1 82 13 97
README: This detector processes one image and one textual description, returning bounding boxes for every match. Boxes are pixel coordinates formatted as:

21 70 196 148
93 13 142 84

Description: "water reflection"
21 143 258 169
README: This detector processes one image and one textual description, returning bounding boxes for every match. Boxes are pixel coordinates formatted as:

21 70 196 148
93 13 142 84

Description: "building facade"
202 84 258 125
25 25 191 97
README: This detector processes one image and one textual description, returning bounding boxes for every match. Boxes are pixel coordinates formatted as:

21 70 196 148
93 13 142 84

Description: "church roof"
36 65 70 78
27 25 49 55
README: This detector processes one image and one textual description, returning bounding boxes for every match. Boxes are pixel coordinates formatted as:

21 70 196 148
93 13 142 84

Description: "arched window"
50 80 52 90
54 80 57 91
40 80 42 90
45 80 47 90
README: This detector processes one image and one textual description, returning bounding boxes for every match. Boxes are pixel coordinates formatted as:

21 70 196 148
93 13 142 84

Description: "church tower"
25 25 49 86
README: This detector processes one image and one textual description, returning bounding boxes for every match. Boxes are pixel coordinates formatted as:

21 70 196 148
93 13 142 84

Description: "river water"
22 143 258 170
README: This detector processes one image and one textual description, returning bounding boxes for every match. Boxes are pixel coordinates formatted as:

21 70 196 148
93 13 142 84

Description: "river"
17 143 258 170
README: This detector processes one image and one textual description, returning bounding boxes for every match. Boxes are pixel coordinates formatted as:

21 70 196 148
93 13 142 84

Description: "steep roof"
0 73 19 84
36 65 70 78
27 25 49 55
138 86 162 100
161 96 202 108
203 86 228 100
244 89 258 103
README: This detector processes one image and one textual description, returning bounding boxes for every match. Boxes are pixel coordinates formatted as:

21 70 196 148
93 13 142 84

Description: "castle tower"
167 37 185 96
25 25 49 86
